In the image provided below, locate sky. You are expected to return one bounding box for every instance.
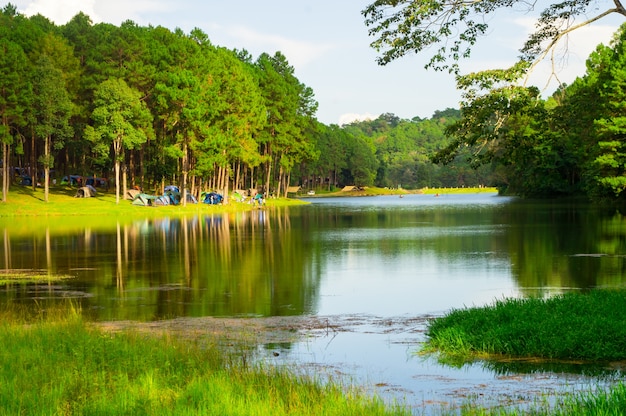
[9,0,623,125]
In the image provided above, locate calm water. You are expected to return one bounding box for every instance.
[2,193,626,413]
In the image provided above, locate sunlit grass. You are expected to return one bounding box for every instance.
[424,290,626,361]
[0,185,306,219]
[420,187,498,194]
[0,309,409,415]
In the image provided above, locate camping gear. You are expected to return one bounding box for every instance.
[165,188,197,205]
[131,193,157,206]
[254,192,264,206]
[154,195,170,206]
[75,185,97,198]
[125,189,141,200]
[201,192,223,205]
[165,189,181,205]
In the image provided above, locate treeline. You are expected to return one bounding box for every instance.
[433,23,626,202]
[329,110,493,190]
[0,3,490,204]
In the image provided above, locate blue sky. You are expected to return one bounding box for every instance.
[11,0,622,125]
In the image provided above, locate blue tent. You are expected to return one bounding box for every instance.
[201,192,223,205]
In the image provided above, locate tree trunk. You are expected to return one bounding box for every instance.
[285,171,291,198]
[264,155,272,197]
[122,166,128,202]
[2,141,8,202]
[44,135,50,203]
[114,159,121,204]
[31,129,36,192]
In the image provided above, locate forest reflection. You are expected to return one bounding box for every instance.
[1,196,626,323]
[0,208,319,321]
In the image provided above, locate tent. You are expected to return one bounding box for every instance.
[164,185,179,193]
[154,195,170,206]
[126,189,141,200]
[75,185,97,198]
[165,190,181,205]
[201,192,223,205]
[131,193,157,206]
[165,189,197,205]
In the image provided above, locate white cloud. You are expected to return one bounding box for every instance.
[21,0,98,24]
[16,0,172,25]
[338,112,379,126]
[222,25,335,69]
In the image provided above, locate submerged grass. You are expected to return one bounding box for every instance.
[455,382,626,415]
[0,307,408,415]
[425,290,626,415]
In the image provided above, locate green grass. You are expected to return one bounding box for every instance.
[420,187,499,195]
[0,185,306,219]
[309,186,498,198]
[0,308,408,416]
[424,289,626,361]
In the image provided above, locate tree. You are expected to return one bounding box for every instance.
[581,25,626,199]
[85,78,152,204]
[31,55,73,202]
[362,0,626,78]
[0,37,29,202]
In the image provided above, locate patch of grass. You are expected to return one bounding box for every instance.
[424,289,626,362]
[0,312,409,415]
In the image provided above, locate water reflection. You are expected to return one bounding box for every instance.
[2,194,626,413]
[0,208,318,320]
[2,195,626,319]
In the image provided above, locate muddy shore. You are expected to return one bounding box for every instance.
[96,314,431,347]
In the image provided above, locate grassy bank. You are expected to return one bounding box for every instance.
[302,186,498,198]
[420,186,498,195]
[0,185,305,218]
[0,309,408,415]
[426,290,626,415]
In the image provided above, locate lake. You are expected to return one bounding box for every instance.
[2,192,625,414]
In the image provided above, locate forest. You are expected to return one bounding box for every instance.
[1,2,625,203]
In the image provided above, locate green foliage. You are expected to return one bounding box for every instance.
[86,77,152,202]
[362,0,626,77]
[13,4,626,201]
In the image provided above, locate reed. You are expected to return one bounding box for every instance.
[0,311,408,415]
